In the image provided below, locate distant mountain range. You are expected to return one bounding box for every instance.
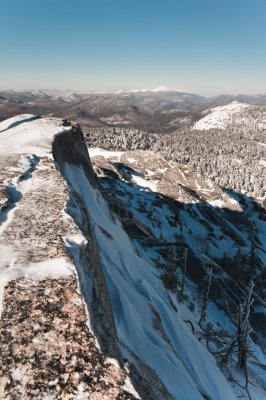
[1,88,266,133]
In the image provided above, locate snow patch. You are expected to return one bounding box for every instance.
[127,157,137,163]
[123,376,141,399]
[88,147,124,159]
[131,174,157,191]
[0,246,73,318]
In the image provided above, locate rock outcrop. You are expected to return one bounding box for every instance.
[0,115,265,400]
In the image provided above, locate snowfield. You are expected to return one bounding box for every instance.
[0,114,69,155]
[192,101,249,130]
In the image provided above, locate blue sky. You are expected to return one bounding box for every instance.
[1,0,266,94]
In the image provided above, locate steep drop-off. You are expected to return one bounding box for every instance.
[0,115,265,399]
[52,125,242,400]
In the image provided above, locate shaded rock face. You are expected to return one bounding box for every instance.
[0,137,138,399]
[52,123,98,188]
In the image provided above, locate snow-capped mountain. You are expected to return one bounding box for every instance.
[192,101,266,132]
[30,90,51,99]
[114,86,179,94]
[192,102,249,130]
[0,115,265,399]
[64,92,83,102]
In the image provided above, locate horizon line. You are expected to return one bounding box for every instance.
[1,86,266,98]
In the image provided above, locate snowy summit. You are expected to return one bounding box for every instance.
[193,101,249,130]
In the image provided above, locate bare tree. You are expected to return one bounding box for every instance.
[199,267,213,329]
[161,245,179,292]
[218,280,254,397]
[237,280,254,371]
[179,248,188,300]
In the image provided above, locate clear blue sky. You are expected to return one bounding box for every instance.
[1,0,266,95]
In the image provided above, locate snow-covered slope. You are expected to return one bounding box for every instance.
[0,114,70,155]
[192,101,249,130]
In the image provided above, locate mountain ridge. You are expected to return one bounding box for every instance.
[0,114,265,399]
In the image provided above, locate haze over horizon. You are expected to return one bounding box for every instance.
[1,0,266,95]
[2,86,266,98]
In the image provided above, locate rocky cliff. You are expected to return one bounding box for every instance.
[0,115,265,400]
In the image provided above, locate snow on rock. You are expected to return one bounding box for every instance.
[88,147,124,159]
[0,249,73,318]
[90,149,242,211]
[192,101,249,130]
[131,174,158,191]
